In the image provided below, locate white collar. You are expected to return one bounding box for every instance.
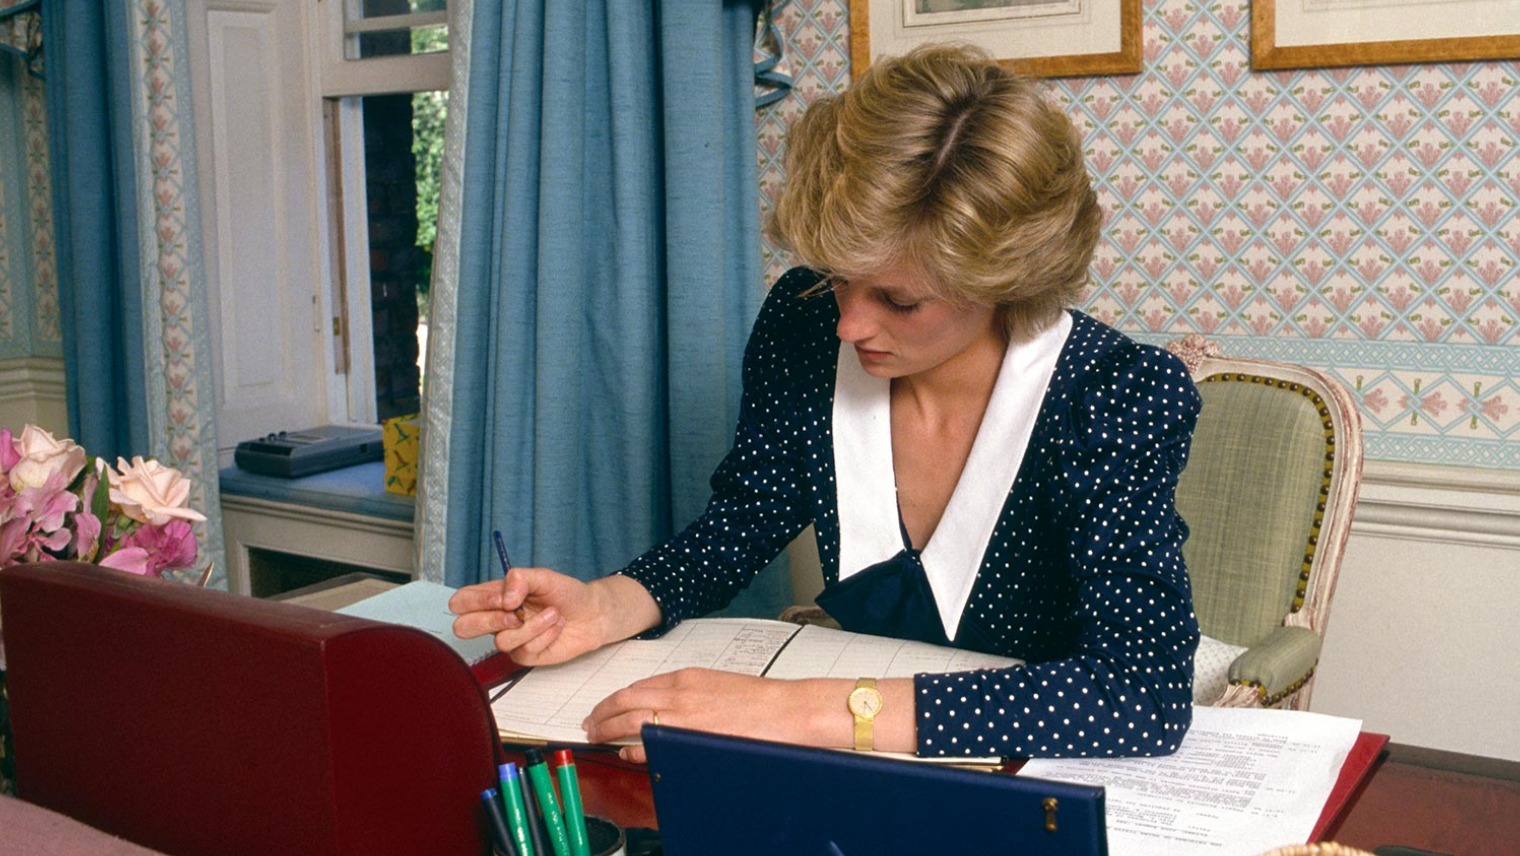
[832,312,1072,641]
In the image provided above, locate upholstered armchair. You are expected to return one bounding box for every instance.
[781,334,1364,712]
[1165,334,1364,710]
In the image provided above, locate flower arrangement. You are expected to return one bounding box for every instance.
[0,425,204,577]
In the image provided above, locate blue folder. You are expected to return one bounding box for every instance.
[643,725,1107,856]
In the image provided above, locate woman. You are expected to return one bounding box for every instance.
[451,44,1200,762]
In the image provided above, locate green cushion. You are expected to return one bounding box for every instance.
[1228,625,1323,702]
[1175,377,1328,647]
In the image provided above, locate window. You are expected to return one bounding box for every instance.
[354,88,447,420]
[318,1,450,422]
[345,0,448,60]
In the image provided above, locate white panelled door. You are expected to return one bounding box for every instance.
[186,0,342,461]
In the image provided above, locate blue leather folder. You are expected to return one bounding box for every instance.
[644,725,1107,856]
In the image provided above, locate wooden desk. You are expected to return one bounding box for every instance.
[523,742,1520,856]
[1330,745,1520,856]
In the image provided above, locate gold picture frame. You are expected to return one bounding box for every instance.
[1252,0,1520,70]
[849,0,1142,80]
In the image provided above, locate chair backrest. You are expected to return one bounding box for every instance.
[1166,336,1364,648]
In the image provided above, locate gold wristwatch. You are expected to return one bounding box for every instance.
[847,677,883,751]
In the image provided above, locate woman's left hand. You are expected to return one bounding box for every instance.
[582,668,836,764]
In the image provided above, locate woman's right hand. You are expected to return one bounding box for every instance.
[448,570,661,666]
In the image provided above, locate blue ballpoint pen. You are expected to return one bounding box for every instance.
[493,530,528,622]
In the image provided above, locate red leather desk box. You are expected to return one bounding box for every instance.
[0,562,502,856]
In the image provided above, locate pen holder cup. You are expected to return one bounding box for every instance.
[493,816,625,856]
[586,816,626,856]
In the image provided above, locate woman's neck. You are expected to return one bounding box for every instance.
[891,327,1008,428]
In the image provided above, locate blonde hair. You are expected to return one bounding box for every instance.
[765,43,1102,340]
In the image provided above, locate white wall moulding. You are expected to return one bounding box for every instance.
[0,357,66,401]
[0,357,68,436]
[1353,460,1520,551]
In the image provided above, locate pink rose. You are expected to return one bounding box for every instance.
[0,428,19,471]
[9,425,87,492]
[107,456,207,527]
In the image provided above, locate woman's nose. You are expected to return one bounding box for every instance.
[834,287,875,343]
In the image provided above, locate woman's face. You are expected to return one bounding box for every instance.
[832,268,1002,381]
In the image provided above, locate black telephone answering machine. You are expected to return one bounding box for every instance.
[233,425,384,479]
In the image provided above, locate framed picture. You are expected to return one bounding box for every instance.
[1252,0,1520,70]
[849,0,1142,79]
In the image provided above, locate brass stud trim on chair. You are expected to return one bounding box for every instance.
[1199,373,1336,614]
[1231,663,1318,707]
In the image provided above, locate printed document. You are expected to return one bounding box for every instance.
[1020,706,1362,856]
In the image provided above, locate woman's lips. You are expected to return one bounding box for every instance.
[854,345,891,362]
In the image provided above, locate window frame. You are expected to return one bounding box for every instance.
[318,0,450,97]
[314,0,451,424]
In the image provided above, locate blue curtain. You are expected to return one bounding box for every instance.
[441,0,782,614]
[41,0,149,461]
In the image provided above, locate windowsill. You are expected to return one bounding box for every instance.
[218,461,416,595]
[219,460,414,522]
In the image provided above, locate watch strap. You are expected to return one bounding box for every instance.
[851,677,879,752]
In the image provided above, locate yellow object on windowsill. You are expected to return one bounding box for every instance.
[382,414,421,496]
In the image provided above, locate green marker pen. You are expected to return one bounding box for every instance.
[498,762,536,856]
[553,749,591,856]
[523,749,572,856]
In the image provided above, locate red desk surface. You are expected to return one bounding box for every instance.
[494,652,1519,855]
[1331,747,1520,856]
[504,730,1390,841]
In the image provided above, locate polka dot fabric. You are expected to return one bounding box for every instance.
[619,267,1202,758]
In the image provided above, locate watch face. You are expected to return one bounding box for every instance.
[849,687,883,718]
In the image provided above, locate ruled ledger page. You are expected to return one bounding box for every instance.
[490,618,800,744]
[488,618,1021,745]
[763,623,1023,679]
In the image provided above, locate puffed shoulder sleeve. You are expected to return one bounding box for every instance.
[613,269,828,631]
[914,342,1202,759]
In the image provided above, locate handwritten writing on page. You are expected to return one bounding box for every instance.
[1019,706,1362,856]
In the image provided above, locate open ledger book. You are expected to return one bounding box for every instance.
[487,617,1371,855]
[488,616,1021,751]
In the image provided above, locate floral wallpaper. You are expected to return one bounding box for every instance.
[0,51,57,360]
[0,1,225,584]
[0,73,13,346]
[124,0,223,584]
[759,0,1520,469]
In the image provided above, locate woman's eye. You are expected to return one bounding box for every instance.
[883,296,921,313]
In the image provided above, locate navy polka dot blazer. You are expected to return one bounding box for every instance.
[619,268,1202,758]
